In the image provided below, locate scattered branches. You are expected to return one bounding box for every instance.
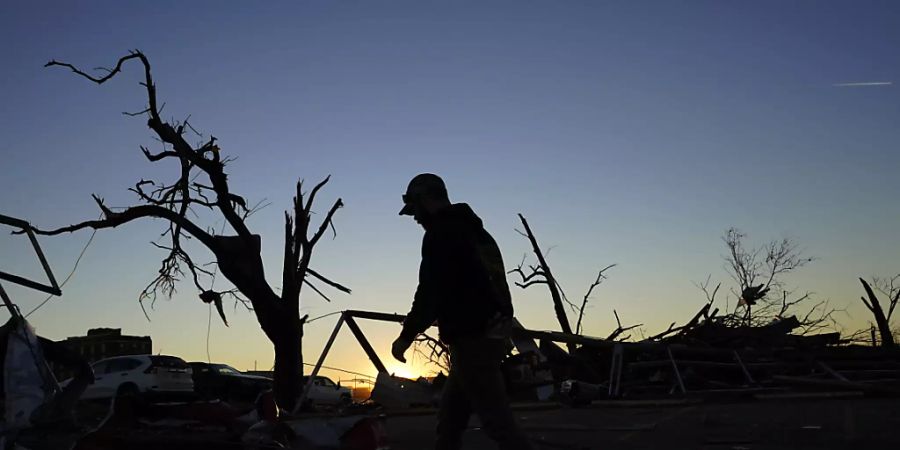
[645,299,713,342]
[606,310,642,341]
[412,333,450,374]
[696,276,721,308]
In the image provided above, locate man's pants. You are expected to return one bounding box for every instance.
[435,338,534,450]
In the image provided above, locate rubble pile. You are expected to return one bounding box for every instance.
[514,314,900,405]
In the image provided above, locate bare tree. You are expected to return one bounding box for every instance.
[720,228,825,328]
[25,51,348,411]
[859,275,899,347]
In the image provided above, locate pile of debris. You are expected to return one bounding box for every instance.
[302,309,899,411]
[512,312,900,405]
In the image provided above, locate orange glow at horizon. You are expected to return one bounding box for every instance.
[386,363,423,380]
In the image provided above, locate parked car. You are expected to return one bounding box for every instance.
[74,355,194,401]
[189,362,272,402]
[302,375,352,406]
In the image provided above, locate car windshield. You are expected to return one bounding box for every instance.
[150,355,188,369]
[213,364,240,375]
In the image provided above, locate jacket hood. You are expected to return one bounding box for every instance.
[436,203,484,230]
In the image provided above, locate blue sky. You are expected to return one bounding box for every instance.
[1,1,898,379]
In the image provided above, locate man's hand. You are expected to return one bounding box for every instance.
[391,336,412,363]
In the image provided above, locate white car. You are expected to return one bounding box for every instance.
[77,355,194,400]
[302,375,352,406]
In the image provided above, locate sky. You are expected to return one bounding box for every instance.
[1,1,898,381]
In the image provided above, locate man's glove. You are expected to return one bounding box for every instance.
[391,336,413,363]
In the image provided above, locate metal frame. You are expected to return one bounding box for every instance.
[294,310,406,413]
[0,214,62,298]
[299,309,776,409]
[296,309,900,406]
[608,343,624,397]
[0,214,63,320]
[0,214,65,403]
[295,309,685,410]
[667,346,687,394]
[733,349,757,385]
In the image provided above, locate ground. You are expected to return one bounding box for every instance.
[385,396,900,450]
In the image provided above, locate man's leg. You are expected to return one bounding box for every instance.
[435,369,472,450]
[454,339,534,450]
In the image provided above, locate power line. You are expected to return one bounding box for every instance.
[25,227,97,318]
[306,310,342,324]
[302,362,375,380]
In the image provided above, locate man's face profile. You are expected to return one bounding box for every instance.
[403,191,432,228]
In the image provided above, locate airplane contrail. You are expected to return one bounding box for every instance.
[832,81,893,87]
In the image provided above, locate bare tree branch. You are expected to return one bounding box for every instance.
[305,175,331,214]
[606,310,642,341]
[413,333,450,374]
[507,265,545,284]
[575,264,616,335]
[307,268,351,294]
[515,279,549,289]
[309,198,344,248]
[302,279,333,303]
[514,213,573,337]
[24,195,216,248]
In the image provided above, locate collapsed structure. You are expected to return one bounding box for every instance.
[314,309,900,409]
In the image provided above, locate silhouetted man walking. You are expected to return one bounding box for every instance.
[391,173,534,450]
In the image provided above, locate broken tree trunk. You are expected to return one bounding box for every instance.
[860,278,895,347]
[272,321,303,411]
[207,232,314,412]
[517,214,573,337]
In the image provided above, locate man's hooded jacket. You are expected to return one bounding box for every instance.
[400,203,514,344]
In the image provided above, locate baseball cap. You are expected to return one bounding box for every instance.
[399,173,447,215]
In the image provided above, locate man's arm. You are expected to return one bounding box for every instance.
[393,231,446,362]
[399,234,440,341]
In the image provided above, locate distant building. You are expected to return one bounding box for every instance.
[63,328,152,362]
[51,328,151,379]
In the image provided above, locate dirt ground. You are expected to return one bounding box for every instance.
[385,396,900,450]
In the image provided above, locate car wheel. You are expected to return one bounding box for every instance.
[225,381,245,402]
[199,386,215,400]
[114,383,144,413]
